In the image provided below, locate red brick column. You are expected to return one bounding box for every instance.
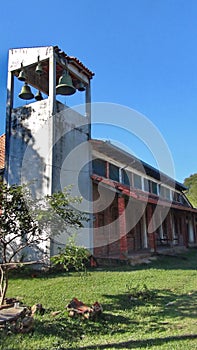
[166,212,173,246]
[182,213,188,247]
[147,205,156,252]
[118,195,128,258]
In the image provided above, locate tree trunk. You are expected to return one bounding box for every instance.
[0,265,8,306]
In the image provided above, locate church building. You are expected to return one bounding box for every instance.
[4,46,197,262]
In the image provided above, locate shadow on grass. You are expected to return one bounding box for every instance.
[71,334,197,349]
[1,288,196,349]
[4,249,196,349]
[0,313,129,348]
[16,289,195,347]
[31,311,132,344]
[102,289,197,321]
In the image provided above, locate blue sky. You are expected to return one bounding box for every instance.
[0,0,196,183]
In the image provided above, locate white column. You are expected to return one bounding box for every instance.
[142,213,148,248]
[5,70,14,184]
[188,218,194,243]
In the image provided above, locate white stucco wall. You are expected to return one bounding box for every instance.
[7,99,93,258]
[8,99,53,196]
[50,102,93,255]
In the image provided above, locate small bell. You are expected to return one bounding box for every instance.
[35,90,43,101]
[35,62,43,75]
[76,81,86,92]
[18,70,26,82]
[56,70,76,95]
[18,83,34,100]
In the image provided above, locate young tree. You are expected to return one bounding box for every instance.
[0,183,87,305]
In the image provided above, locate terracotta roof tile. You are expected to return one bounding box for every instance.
[54,46,95,78]
[0,134,5,170]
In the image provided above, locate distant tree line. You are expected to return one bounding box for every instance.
[184,173,197,208]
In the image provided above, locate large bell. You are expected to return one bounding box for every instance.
[35,62,43,75]
[18,70,26,81]
[56,71,76,95]
[18,83,34,100]
[35,90,43,101]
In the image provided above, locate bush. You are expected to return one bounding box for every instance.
[50,238,90,273]
[126,283,155,301]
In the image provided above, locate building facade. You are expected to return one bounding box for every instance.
[91,139,197,259]
[4,46,197,261]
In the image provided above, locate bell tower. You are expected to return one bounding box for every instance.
[5,46,95,253]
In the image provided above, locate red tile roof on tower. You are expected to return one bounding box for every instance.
[54,46,95,78]
[0,134,5,170]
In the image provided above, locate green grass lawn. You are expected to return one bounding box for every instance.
[0,249,197,350]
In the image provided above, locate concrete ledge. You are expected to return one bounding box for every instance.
[0,306,25,325]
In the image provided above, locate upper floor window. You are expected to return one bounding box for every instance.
[165,188,171,200]
[144,178,150,192]
[160,185,171,200]
[144,178,158,195]
[173,191,180,202]
[133,173,142,189]
[179,195,188,205]
[109,163,119,182]
[173,191,188,205]
[121,168,131,186]
[92,159,106,177]
[151,181,158,195]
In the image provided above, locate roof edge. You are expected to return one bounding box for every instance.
[90,139,186,191]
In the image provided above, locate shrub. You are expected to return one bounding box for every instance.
[126,283,155,301]
[50,237,90,273]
